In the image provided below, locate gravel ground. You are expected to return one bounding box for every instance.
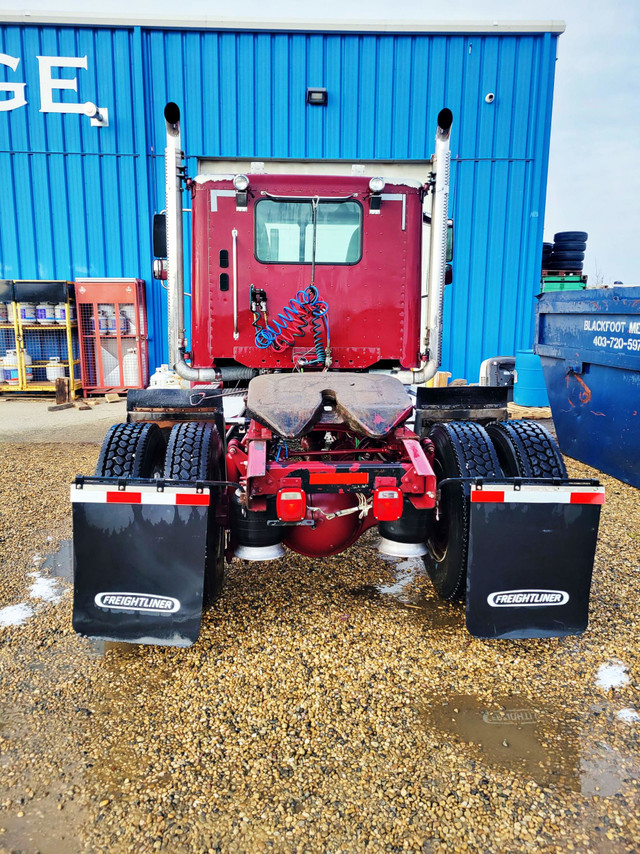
[1,432,639,853]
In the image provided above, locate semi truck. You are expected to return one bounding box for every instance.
[71,104,604,647]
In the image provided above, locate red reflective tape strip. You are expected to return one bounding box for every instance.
[176,493,210,506]
[570,491,605,505]
[309,472,369,485]
[471,490,505,503]
[106,491,141,504]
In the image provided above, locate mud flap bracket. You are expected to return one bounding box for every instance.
[465,482,604,639]
[71,481,210,647]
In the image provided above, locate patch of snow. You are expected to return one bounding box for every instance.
[28,572,63,603]
[596,661,630,691]
[394,557,423,574]
[32,553,41,565]
[616,708,640,724]
[0,603,34,627]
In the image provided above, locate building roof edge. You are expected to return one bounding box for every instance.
[0,13,566,35]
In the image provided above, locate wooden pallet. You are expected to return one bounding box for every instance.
[507,401,552,420]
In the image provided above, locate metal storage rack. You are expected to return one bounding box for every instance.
[75,278,149,395]
[1,280,81,397]
[0,280,17,386]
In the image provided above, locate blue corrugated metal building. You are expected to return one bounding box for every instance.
[0,15,563,380]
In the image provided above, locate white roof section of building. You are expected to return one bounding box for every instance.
[0,13,566,34]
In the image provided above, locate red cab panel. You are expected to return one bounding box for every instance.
[191,174,424,371]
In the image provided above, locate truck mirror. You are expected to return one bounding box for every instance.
[445,263,453,285]
[446,219,454,263]
[153,213,167,258]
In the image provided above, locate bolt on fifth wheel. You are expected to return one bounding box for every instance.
[71,104,604,647]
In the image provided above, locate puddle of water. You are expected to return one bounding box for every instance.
[0,792,87,854]
[87,639,149,658]
[351,556,462,629]
[0,602,34,627]
[377,556,424,598]
[420,693,638,796]
[42,538,74,581]
[580,745,628,797]
[421,693,580,790]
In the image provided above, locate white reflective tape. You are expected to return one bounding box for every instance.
[70,485,210,505]
[140,493,180,506]
[471,485,605,504]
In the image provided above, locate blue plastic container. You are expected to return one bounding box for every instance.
[535,287,640,487]
[514,349,550,407]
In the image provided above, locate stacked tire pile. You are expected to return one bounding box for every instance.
[542,230,588,273]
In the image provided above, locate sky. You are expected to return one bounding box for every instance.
[5,0,640,284]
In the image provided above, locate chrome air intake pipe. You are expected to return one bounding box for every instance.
[164,102,219,383]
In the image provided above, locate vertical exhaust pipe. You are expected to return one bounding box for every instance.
[164,102,218,382]
[397,108,452,386]
[164,102,185,372]
[420,108,453,383]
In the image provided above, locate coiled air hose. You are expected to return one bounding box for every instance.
[252,285,329,365]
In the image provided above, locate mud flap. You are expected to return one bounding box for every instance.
[71,482,210,647]
[465,483,604,639]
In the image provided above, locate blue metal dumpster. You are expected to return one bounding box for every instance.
[535,287,640,488]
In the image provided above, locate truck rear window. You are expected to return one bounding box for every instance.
[255,199,362,265]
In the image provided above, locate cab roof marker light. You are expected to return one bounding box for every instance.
[233,174,250,191]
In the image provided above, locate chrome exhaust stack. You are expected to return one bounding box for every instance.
[164,102,185,374]
[164,102,218,383]
[418,107,453,384]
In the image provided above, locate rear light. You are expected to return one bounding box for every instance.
[276,488,307,522]
[373,487,403,521]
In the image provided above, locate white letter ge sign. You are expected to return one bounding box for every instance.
[0,53,106,121]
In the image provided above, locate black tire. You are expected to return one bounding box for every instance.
[95,422,166,478]
[546,260,583,271]
[553,230,588,242]
[549,251,585,264]
[552,241,586,252]
[164,422,225,602]
[425,421,502,601]
[485,420,567,479]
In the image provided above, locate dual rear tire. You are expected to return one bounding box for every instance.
[95,421,226,602]
[424,420,565,601]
